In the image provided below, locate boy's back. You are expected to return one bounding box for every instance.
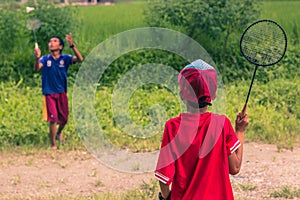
[155,112,240,200]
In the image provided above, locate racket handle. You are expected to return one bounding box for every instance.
[35,42,39,49]
[240,103,247,119]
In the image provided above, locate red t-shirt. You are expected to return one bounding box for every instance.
[155,112,240,200]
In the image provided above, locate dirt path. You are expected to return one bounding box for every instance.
[232,143,300,199]
[0,143,299,199]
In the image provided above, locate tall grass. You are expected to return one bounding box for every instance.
[261,1,300,46]
[75,1,300,48]
[76,2,146,55]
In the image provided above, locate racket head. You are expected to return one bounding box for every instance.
[240,19,287,67]
[26,18,41,31]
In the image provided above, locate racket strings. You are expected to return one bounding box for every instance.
[240,21,287,66]
[26,18,41,31]
[242,43,284,65]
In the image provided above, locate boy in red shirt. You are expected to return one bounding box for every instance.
[155,59,249,200]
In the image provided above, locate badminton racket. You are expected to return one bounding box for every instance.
[240,19,287,116]
[26,18,41,49]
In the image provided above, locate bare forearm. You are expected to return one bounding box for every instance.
[229,111,248,175]
[66,33,83,62]
[34,58,41,72]
[159,181,170,199]
[72,46,83,63]
[235,131,244,167]
[34,48,42,71]
[229,131,244,175]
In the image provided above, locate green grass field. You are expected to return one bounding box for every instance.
[76,1,300,47]
[77,2,146,52]
[261,1,300,46]
[261,1,300,27]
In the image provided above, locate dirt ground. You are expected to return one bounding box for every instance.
[0,142,299,200]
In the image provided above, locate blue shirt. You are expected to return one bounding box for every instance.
[40,54,73,95]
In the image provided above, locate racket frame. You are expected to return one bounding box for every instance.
[239,19,287,116]
[240,19,287,67]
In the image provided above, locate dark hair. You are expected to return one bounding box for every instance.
[187,96,212,108]
[50,36,64,52]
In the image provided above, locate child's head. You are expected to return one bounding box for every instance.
[178,59,217,108]
[49,36,64,53]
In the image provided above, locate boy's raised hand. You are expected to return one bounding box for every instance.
[34,48,41,59]
[66,32,74,46]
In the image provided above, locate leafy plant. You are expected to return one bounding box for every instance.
[144,0,260,83]
[237,183,257,191]
[226,77,300,150]
[26,0,81,51]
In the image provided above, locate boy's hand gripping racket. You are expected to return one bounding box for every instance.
[240,19,287,117]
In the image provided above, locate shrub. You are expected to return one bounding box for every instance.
[144,0,260,83]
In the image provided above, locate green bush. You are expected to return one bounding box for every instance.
[0,82,47,148]
[0,81,83,150]
[99,49,188,88]
[144,0,260,83]
[26,0,81,50]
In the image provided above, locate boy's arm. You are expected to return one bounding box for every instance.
[159,181,171,199]
[66,32,83,63]
[228,113,248,175]
[71,46,83,63]
[34,48,43,72]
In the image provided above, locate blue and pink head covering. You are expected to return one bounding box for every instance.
[178,59,218,108]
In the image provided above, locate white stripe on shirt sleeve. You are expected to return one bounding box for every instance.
[230,140,241,154]
[154,171,170,184]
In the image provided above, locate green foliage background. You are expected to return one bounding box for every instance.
[0,1,299,151]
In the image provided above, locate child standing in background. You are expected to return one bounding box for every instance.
[34,33,83,149]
